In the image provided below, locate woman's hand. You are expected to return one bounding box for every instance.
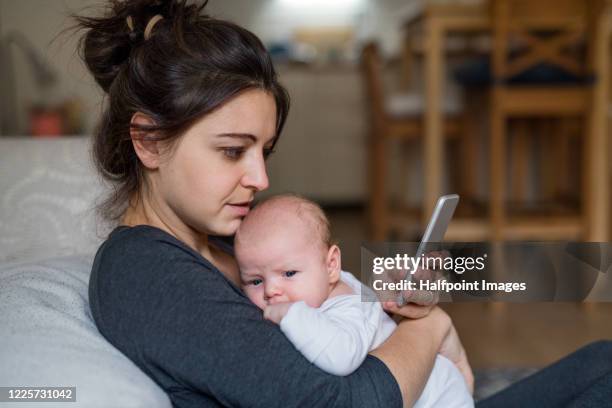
[370,306,453,407]
[439,322,474,395]
[382,300,436,319]
[381,250,448,319]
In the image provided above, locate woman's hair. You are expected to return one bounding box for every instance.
[74,0,290,223]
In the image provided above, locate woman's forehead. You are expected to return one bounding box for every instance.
[188,89,277,142]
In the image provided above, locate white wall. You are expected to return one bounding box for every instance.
[207,0,422,55]
[0,0,425,134]
[0,0,432,202]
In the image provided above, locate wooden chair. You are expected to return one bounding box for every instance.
[487,0,603,241]
[361,42,472,240]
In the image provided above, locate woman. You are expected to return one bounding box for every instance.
[80,1,467,407]
[79,1,611,407]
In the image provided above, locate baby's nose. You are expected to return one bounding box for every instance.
[264,282,282,299]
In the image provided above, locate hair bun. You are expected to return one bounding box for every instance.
[75,0,206,93]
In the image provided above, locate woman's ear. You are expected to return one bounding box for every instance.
[130,112,161,170]
[326,244,342,284]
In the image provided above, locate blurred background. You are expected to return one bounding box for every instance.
[1,0,611,393]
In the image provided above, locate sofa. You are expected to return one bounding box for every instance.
[0,137,172,408]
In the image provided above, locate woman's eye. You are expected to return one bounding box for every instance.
[222,147,245,160]
[263,148,275,160]
[284,270,297,277]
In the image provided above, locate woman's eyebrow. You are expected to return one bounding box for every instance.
[216,133,257,142]
[217,132,277,146]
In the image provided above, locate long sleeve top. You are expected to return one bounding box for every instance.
[280,271,396,376]
[89,225,403,408]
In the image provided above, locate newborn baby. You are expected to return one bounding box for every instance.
[235,195,473,407]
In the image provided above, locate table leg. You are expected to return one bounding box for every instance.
[424,18,444,220]
[586,10,610,241]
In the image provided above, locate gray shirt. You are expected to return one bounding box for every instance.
[89,225,403,407]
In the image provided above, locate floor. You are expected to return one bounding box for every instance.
[326,207,612,369]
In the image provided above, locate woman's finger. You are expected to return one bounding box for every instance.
[406,250,449,305]
[382,300,434,319]
[401,289,440,306]
[413,250,449,281]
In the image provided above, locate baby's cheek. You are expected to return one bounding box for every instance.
[243,286,266,310]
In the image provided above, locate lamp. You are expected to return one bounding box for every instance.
[0,31,59,135]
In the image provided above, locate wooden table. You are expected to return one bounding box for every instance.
[405,1,610,241]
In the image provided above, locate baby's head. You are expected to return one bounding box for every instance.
[235,194,341,310]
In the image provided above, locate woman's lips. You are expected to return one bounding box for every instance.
[226,202,251,216]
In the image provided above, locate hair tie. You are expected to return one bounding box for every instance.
[144,15,164,40]
[126,16,134,32]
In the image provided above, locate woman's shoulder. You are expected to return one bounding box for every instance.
[89,224,247,338]
[89,225,230,308]
[99,225,233,260]
[94,225,213,270]
[92,224,229,289]
[101,224,196,253]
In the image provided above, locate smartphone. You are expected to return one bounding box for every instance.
[396,194,459,305]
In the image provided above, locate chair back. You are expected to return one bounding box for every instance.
[491,0,603,81]
[361,42,387,129]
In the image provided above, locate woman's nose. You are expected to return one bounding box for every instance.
[242,154,269,192]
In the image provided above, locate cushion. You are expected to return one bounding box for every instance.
[0,255,172,408]
[0,137,109,264]
[0,137,171,407]
[386,91,462,117]
[454,58,595,87]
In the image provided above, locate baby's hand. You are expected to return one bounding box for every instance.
[263,302,293,324]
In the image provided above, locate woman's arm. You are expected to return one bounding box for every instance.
[92,237,403,407]
[379,252,475,396]
[370,307,451,407]
[92,230,461,407]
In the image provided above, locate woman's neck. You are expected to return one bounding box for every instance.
[122,193,212,259]
[121,191,241,285]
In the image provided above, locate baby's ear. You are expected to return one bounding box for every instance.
[326,244,342,284]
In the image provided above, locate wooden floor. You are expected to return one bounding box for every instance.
[442,302,612,369]
[327,207,612,369]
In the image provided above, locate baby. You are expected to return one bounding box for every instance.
[235,195,473,408]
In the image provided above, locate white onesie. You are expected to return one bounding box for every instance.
[280,271,474,408]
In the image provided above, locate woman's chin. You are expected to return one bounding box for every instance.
[211,218,242,236]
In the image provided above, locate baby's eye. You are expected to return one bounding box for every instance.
[222,147,245,160]
[249,278,263,286]
[284,270,297,277]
